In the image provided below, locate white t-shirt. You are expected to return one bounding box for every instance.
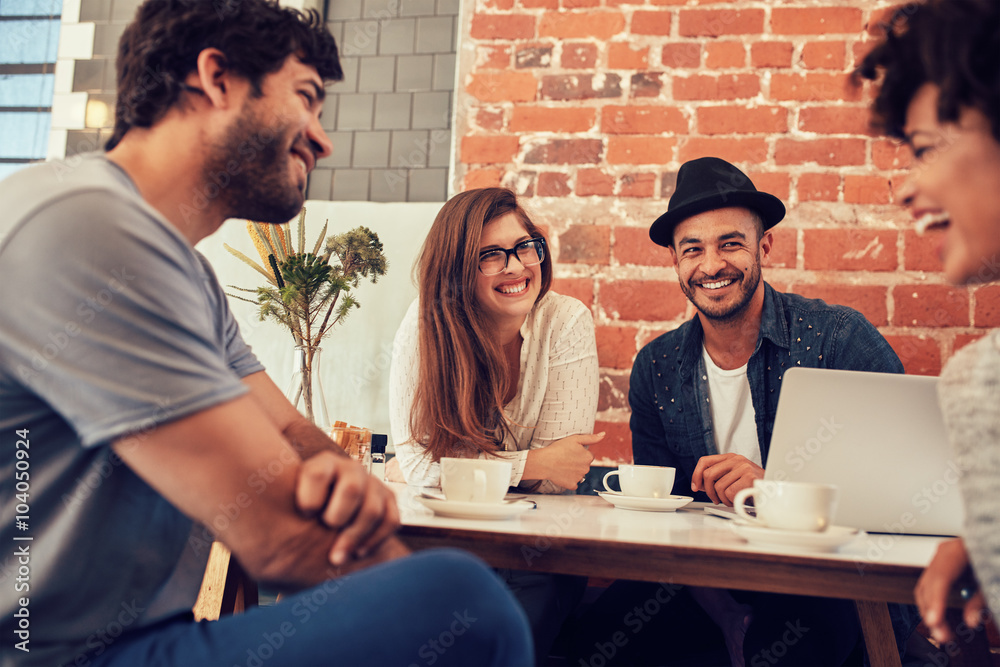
[702,345,762,466]
[389,291,599,492]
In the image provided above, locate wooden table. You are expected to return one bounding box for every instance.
[393,485,989,667]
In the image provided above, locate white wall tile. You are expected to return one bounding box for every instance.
[57,23,95,60]
[47,130,68,160]
[61,0,82,23]
[53,60,76,95]
[51,92,88,130]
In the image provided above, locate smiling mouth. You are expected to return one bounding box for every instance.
[697,278,735,290]
[915,212,951,235]
[292,154,308,177]
[497,279,528,295]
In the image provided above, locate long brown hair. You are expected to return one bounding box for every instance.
[410,188,553,460]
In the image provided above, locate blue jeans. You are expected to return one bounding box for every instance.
[88,549,534,667]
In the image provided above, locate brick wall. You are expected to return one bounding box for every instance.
[451,0,1000,465]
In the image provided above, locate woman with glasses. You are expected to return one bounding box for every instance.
[389,187,601,662]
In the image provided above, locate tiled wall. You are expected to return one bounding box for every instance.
[50,0,457,204]
[314,0,459,202]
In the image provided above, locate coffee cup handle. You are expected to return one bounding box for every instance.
[472,469,487,502]
[602,470,620,493]
[733,488,761,525]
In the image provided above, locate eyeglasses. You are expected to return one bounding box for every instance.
[478,238,546,276]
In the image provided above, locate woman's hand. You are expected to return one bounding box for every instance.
[915,538,986,643]
[523,432,603,489]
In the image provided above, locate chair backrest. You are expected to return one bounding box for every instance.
[193,541,258,621]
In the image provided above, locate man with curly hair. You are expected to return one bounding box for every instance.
[0,1,532,666]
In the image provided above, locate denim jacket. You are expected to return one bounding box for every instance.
[629,282,904,497]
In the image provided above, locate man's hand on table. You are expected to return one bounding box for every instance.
[915,537,985,643]
[692,453,764,507]
[523,432,602,489]
[295,451,405,567]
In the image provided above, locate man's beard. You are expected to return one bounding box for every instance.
[202,101,305,224]
[680,254,762,322]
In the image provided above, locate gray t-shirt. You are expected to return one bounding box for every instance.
[0,154,264,667]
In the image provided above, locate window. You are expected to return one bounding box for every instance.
[0,0,62,181]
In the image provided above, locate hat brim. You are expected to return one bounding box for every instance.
[649,191,786,247]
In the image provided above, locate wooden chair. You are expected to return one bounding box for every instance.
[192,542,258,621]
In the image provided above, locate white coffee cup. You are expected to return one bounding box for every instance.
[602,464,676,498]
[440,458,512,503]
[733,480,839,531]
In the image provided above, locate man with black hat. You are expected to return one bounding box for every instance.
[570,157,912,666]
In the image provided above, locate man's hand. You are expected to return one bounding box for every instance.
[523,433,603,489]
[692,453,764,506]
[295,451,401,566]
[915,538,986,643]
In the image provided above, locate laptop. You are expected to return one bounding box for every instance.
[763,367,964,536]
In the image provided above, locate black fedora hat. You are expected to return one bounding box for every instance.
[649,157,785,247]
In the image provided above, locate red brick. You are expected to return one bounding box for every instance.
[770,73,862,102]
[470,13,536,39]
[765,226,797,269]
[614,226,673,267]
[609,42,648,69]
[475,108,504,132]
[751,41,793,68]
[460,135,520,164]
[705,42,745,68]
[771,7,863,35]
[551,277,594,308]
[975,285,1000,327]
[562,42,598,69]
[559,225,611,264]
[798,106,873,135]
[576,168,614,196]
[481,0,515,10]
[662,43,702,68]
[607,136,677,165]
[792,284,889,326]
[801,41,846,70]
[463,168,503,190]
[537,172,572,197]
[844,174,891,205]
[678,9,765,36]
[872,138,912,170]
[539,11,626,39]
[563,0,600,8]
[598,373,631,412]
[798,172,840,202]
[774,138,866,166]
[521,0,557,8]
[885,335,941,376]
[677,137,767,164]
[903,229,943,272]
[602,105,688,134]
[630,73,663,98]
[803,229,898,271]
[524,138,604,164]
[892,285,970,327]
[698,105,787,134]
[510,106,595,132]
[541,73,623,100]
[601,279,688,321]
[631,11,672,36]
[591,420,632,465]
[477,45,512,69]
[747,171,790,201]
[619,172,656,197]
[954,333,987,353]
[673,74,759,100]
[511,171,535,196]
[865,6,905,37]
[515,44,554,69]
[597,326,639,369]
[467,71,538,102]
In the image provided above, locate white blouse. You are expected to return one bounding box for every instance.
[389,291,599,493]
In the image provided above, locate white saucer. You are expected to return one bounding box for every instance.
[730,523,863,553]
[416,496,534,520]
[598,491,693,512]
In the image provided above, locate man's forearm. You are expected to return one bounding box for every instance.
[283,418,349,459]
